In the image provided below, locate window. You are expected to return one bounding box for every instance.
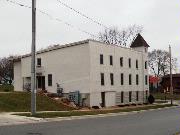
[145,61,147,69]
[110,55,113,65]
[129,91,132,102]
[146,90,148,100]
[136,60,138,69]
[101,73,105,86]
[37,58,41,67]
[121,91,124,103]
[145,75,148,85]
[128,58,131,68]
[136,74,139,85]
[121,73,124,85]
[145,48,147,53]
[129,74,132,85]
[110,73,114,85]
[136,91,139,101]
[100,54,103,65]
[48,74,52,86]
[120,57,123,67]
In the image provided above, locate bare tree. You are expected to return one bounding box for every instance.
[99,24,143,46]
[148,49,177,77]
[0,56,14,84]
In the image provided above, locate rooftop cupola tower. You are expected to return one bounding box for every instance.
[130,34,150,53]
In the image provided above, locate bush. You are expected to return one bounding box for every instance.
[148,94,155,104]
[0,85,14,92]
[92,106,100,109]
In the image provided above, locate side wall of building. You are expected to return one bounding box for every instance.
[18,43,91,95]
[89,41,149,107]
[14,61,23,91]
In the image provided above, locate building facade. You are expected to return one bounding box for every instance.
[14,34,150,107]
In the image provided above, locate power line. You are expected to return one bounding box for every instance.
[4,0,98,39]
[56,0,109,30]
[5,0,31,8]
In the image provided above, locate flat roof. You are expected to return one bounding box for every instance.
[13,38,144,62]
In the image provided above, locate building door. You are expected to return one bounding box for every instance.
[101,92,105,107]
[37,76,45,90]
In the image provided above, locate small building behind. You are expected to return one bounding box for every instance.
[160,74,180,94]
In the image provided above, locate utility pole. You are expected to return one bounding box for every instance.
[31,0,36,115]
[169,45,173,105]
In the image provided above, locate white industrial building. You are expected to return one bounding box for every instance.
[13,34,150,107]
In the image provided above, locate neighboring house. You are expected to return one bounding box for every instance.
[160,74,180,94]
[13,34,150,107]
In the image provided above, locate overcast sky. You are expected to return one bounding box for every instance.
[0,0,180,70]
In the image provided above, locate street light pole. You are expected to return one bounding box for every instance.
[31,0,36,115]
[169,45,173,105]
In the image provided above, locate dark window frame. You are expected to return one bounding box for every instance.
[145,61,147,69]
[145,48,147,53]
[129,74,132,85]
[37,58,41,67]
[129,91,132,102]
[145,75,148,85]
[110,55,113,66]
[48,74,52,86]
[129,58,131,68]
[110,73,114,85]
[146,90,148,100]
[101,73,105,86]
[100,54,104,65]
[136,60,138,69]
[121,91,124,103]
[120,57,123,67]
[121,73,124,85]
[136,91,139,101]
[136,74,139,85]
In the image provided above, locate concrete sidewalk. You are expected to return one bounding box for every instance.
[0,103,179,127]
[0,113,43,126]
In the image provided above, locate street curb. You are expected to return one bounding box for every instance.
[41,105,180,122]
[2,105,178,126]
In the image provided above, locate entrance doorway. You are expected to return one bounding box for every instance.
[37,76,45,90]
[101,92,105,107]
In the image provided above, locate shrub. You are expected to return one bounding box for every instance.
[0,85,14,92]
[92,106,100,109]
[148,94,155,104]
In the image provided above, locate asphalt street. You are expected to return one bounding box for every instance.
[0,107,180,135]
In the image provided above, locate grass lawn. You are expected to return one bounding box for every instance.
[0,85,14,92]
[152,92,180,100]
[0,92,74,112]
[15,104,175,118]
